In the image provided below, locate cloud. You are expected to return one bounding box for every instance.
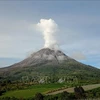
[69,51,86,60]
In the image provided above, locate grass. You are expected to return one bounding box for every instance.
[1,83,100,98]
[0,83,66,98]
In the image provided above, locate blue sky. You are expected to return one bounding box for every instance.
[0,1,100,68]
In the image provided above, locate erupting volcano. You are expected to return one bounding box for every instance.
[0,19,100,81]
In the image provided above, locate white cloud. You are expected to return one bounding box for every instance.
[70,51,86,60]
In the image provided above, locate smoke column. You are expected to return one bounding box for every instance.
[37,19,59,50]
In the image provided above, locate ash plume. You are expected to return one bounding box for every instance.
[37,19,59,50]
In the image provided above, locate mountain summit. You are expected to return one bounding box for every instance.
[10,48,74,68]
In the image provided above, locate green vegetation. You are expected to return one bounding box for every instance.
[0,86,100,100]
[0,60,100,82]
[0,83,100,99]
[0,83,67,98]
[86,87,100,98]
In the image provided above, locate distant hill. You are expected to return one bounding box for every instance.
[0,48,100,82]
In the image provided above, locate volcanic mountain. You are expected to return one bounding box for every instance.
[10,48,74,68]
[0,48,100,81]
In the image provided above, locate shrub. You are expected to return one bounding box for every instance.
[34,93,44,100]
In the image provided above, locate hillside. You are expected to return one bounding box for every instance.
[0,48,100,82]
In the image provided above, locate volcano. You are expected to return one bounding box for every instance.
[0,48,100,82]
[10,48,75,68]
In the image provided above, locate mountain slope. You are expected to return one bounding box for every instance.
[0,48,100,82]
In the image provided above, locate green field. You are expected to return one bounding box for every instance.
[1,83,100,98]
[0,83,66,98]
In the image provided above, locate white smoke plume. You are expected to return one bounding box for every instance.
[37,19,59,50]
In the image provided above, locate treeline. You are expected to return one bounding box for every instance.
[0,75,79,84]
[0,87,100,100]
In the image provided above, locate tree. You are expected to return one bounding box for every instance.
[34,93,44,100]
[74,86,86,99]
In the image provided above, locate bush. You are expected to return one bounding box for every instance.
[74,86,86,99]
[58,91,69,100]
[34,93,44,100]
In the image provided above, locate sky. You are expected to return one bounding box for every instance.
[0,1,100,68]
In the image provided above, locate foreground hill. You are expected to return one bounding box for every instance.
[0,48,100,82]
